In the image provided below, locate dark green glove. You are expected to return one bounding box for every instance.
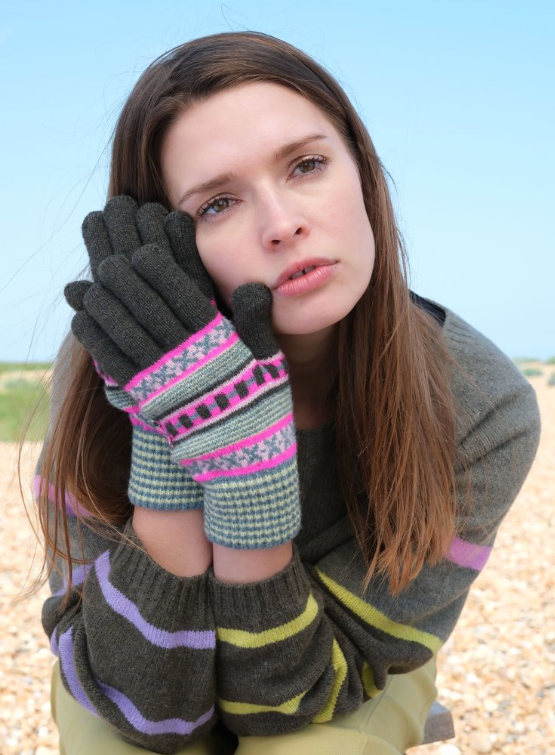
[65,196,204,511]
[66,204,301,550]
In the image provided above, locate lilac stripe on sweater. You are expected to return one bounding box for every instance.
[53,562,93,597]
[447,537,492,570]
[95,551,216,650]
[50,629,59,657]
[58,626,214,737]
[58,627,98,716]
[34,475,91,518]
[96,681,215,736]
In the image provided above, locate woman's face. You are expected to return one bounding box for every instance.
[161,82,375,340]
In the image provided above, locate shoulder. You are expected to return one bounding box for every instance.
[414,293,529,392]
[415,294,536,404]
[442,302,536,411]
[418,296,541,466]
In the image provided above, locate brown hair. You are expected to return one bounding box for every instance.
[37,31,457,595]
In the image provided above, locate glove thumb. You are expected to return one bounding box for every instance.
[64,280,93,312]
[231,283,280,359]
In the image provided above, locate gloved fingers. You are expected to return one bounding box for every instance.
[83,284,163,367]
[81,211,113,280]
[102,195,143,259]
[132,243,216,332]
[164,212,214,300]
[97,255,190,350]
[231,283,280,359]
[64,280,93,312]
[136,202,172,251]
[70,311,139,386]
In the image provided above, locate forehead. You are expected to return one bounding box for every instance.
[162,81,341,157]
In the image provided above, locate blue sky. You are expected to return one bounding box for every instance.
[1,0,554,362]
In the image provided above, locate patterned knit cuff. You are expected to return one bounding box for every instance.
[202,457,301,549]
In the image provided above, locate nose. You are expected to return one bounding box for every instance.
[258,190,308,251]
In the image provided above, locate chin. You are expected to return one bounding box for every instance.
[272,310,347,338]
[272,297,358,336]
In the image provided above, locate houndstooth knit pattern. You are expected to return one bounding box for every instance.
[122,311,300,549]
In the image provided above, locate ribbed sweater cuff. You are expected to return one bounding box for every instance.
[208,544,310,625]
[112,521,213,614]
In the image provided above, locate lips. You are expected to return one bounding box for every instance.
[273,258,336,289]
[289,265,316,280]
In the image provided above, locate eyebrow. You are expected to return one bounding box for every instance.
[177,133,328,206]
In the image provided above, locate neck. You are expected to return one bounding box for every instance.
[277,326,336,429]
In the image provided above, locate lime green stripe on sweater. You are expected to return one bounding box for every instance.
[217,593,319,648]
[361,662,382,698]
[218,689,306,716]
[315,568,442,654]
[218,638,348,721]
[311,638,348,722]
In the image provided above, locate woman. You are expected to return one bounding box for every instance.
[36,31,541,755]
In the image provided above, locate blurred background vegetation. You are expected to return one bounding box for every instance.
[0,363,51,442]
[0,356,554,443]
[513,356,555,382]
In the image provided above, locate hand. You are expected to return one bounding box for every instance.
[65,215,300,549]
[65,196,204,511]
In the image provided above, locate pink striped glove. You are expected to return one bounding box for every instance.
[65,196,204,512]
[68,214,301,550]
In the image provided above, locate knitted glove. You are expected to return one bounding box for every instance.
[65,195,203,511]
[66,230,301,550]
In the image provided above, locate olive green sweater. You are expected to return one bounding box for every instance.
[39,301,541,754]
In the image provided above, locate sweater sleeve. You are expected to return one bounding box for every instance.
[207,307,541,737]
[38,336,217,754]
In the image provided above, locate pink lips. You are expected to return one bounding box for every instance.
[273,258,337,297]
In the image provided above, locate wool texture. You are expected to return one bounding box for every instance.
[38,302,541,753]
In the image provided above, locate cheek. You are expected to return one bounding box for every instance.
[363,223,376,268]
[360,228,376,293]
[349,190,375,271]
[195,238,242,306]
[330,190,375,271]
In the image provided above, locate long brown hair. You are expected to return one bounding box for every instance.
[37,31,457,595]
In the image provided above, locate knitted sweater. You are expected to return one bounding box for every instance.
[38,300,541,754]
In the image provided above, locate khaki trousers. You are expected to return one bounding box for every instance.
[51,656,437,754]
